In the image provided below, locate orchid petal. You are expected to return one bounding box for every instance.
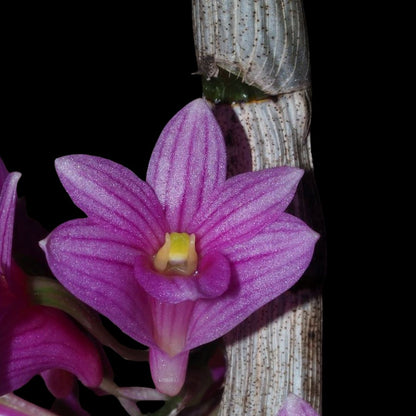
[277,393,319,416]
[0,171,21,287]
[55,154,167,254]
[186,214,319,349]
[41,369,75,399]
[149,348,189,396]
[193,167,304,253]
[0,305,103,395]
[0,158,9,187]
[146,99,227,231]
[134,251,230,303]
[40,219,155,348]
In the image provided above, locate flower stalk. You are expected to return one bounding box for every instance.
[0,394,59,416]
[99,377,168,416]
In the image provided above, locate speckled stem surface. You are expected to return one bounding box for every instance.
[192,0,310,95]
[192,1,325,414]
[211,94,325,415]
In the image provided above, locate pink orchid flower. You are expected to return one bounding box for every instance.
[0,158,103,397]
[277,393,319,416]
[41,98,319,395]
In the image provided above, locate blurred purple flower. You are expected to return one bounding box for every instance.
[41,99,318,395]
[277,393,319,416]
[0,158,103,397]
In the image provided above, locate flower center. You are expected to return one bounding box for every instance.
[153,232,198,276]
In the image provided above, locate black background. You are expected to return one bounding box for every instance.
[1,1,356,414]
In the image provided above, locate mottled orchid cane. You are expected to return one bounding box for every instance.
[192,0,325,414]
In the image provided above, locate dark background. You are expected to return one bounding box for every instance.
[2,1,355,414]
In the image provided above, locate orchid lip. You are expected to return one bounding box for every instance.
[153,232,198,276]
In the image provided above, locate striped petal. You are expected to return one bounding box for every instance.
[0,158,8,187]
[40,219,155,348]
[55,154,167,254]
[0,305,103,395]
[186,214,319,349]
[146,99,227,231]
[192,167,304,253]
[0,171,21,288]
